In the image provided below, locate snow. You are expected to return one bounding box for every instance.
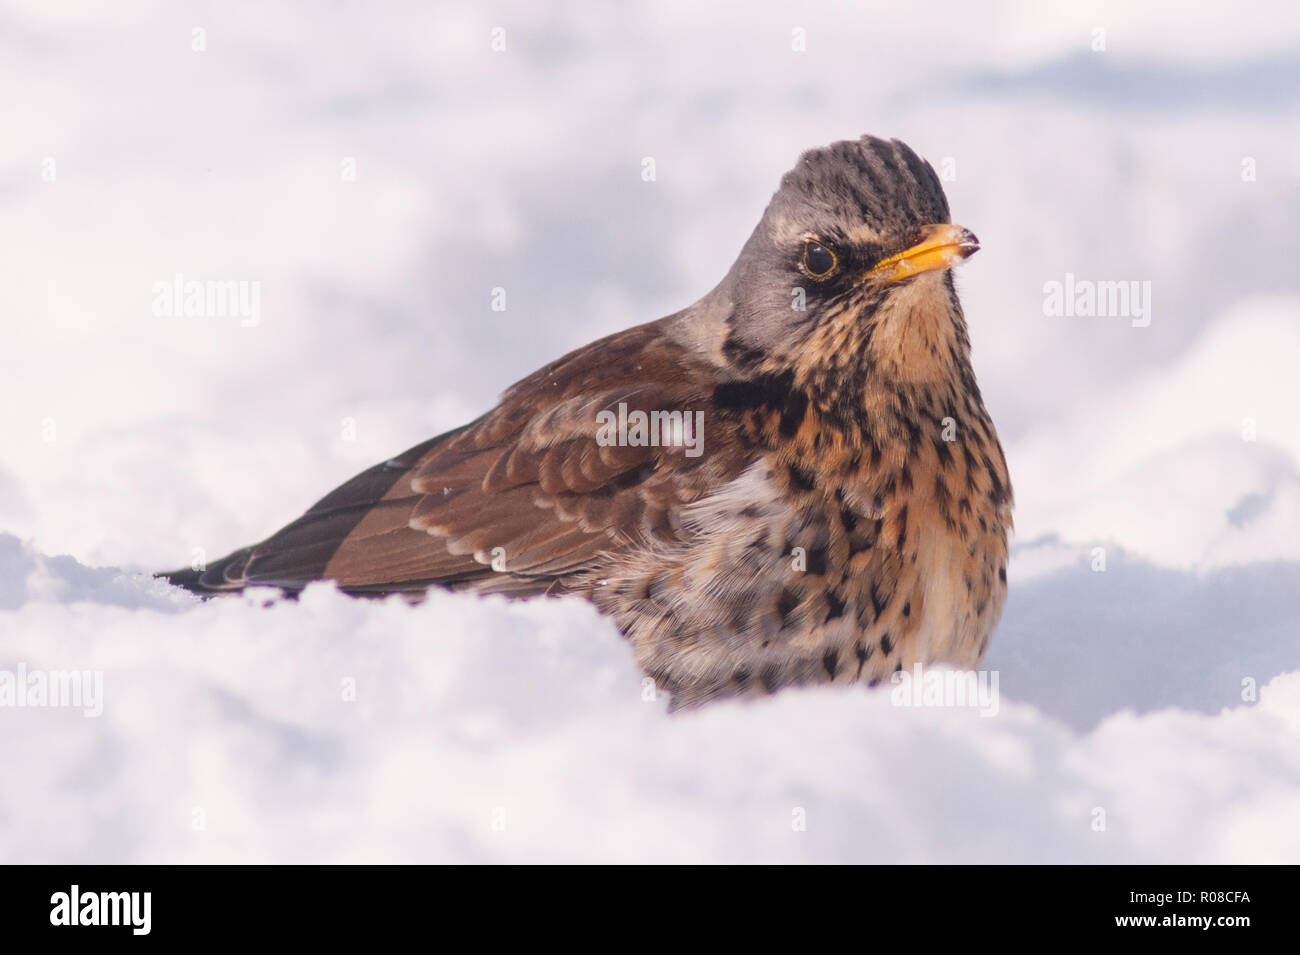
[1,0,1298,862]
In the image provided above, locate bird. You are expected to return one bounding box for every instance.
[163,134,1013,709]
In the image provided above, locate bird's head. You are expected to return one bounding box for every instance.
[718,135,979,383]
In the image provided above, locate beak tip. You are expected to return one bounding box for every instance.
[867,224,981,282]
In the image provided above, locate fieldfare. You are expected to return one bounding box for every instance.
[164,135,1013,708]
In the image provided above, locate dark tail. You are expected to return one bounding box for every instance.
[156,432,452,598]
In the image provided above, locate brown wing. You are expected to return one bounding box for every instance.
[162,320,742,597]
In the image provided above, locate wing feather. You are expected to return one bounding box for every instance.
[161,320,746,598]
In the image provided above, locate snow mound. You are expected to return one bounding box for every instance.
[0,541,1296,863]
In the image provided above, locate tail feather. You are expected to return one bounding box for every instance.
[158,546,258,596]
[157,432,474,598]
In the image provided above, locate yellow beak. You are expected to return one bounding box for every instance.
[867,224,980,283]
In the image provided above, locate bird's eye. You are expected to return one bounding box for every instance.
[803,241,837,278]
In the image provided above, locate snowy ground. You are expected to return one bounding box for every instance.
[1,1,1298,862]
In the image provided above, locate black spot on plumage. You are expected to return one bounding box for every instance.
[998,564,1006,582]
[981,450,1006,501]
[711,372,808,443]
[906,418,922,453]
[848,535,874,558]
[962,440,980,480]
[870,581,889,618]
[822,649,839,680]
[824,590,846,622]
[840,504,858,533]
[777,587,800,621]
[788,463,816,492]
[779,390,809,438]
[881,632,894,655]
[934,435,954,468]
[711,378,770,412]
[720,335,768,371]
[854,640,872,677]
